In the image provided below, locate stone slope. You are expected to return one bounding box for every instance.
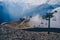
[0,25,60,40]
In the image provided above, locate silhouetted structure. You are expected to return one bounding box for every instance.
[42,11,57,34]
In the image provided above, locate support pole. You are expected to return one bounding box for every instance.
[48,17,50,34]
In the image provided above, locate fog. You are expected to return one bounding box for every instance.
[0,0,60,28]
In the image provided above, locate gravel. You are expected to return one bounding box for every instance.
[0,25,60,40]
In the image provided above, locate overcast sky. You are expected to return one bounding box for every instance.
[1,0,60,28]
[3,0,47,5]
[1,0,60,5]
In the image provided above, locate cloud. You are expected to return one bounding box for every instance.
[3,0,48,21]
[2,0,60,28]
[50,7,60,28]
[28,14,48,28]
[24,0,47,5]
[28,7,60,28]
[28,14,41,27]
[3,0,47,5]
[48,0,60,5]
[0,0,3,1]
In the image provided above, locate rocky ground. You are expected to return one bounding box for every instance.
[0,25,60,40]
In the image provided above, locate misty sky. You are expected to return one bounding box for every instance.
[3,0,47,5]
[0,0,60,28]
